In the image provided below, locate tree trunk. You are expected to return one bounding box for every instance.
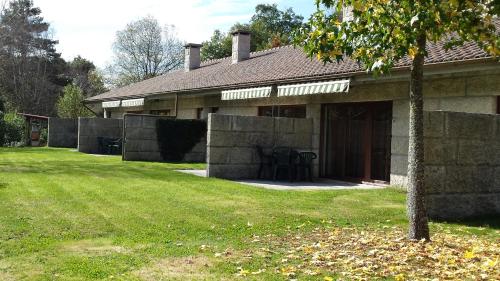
[407,33,430,241]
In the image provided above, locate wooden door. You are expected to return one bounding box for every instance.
[321,102,392,182]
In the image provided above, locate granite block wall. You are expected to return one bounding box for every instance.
[207,114,314,179]
[78,118,123,154]
[122,114,206,162]
[423,111,500,219]
[410,111,500,219]
[391,109,500,219]
[47,118,78,148]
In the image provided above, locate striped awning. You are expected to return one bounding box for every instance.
[221,86,272,101]
[121,98,144,107]
[102,100,121,108]
[277,79,350,97]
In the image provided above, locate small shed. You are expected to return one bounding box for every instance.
[17,113,49,147]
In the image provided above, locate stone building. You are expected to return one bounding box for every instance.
[85,30,500,186]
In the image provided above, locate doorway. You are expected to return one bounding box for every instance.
[321,101,392,183]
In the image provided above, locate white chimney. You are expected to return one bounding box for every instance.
[184,43,202,72]
[231,30,251,64]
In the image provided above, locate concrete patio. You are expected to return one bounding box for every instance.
[176,169,385,190]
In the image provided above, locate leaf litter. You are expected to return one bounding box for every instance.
[225,225,499,280]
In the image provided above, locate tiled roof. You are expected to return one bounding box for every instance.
[87,40,495,102]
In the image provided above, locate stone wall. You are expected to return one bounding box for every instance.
[390,95,498,186]
[423,111,500,219]
[47,118,78,148]
[122,114,206,162]
[207,114,314,179]
[78,118,123,154]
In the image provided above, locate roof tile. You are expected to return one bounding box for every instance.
[88,38,494,102]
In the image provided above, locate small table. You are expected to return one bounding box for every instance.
[97,137,122,155]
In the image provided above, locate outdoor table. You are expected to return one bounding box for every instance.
[97,137,122,155]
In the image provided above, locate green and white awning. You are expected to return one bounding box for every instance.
[102,98,144,108]
[277,79,350,97]
[121,98,144,107]
[102,100,121,108]
[221,86,272,101]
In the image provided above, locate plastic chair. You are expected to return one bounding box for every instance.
[256,145,273,179]
[272,147,298,182]
[297,152,317,182]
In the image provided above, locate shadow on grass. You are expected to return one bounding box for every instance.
[0,160,202,183]
[0,182,7,189]
[432,215,500,230]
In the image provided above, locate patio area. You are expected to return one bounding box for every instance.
[176,169,385,190]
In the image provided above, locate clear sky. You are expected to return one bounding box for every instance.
[32,0,317,69]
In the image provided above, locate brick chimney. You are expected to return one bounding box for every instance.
[184,43,202,72]
[231,30,251,64]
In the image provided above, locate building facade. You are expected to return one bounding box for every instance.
[86,31,500,186]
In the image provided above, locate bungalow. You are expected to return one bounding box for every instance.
[85,29,500,186]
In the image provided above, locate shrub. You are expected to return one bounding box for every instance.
[3,112,26,146]
[57,84,93,118]
[156,119,207,162]
[39,127,48,146]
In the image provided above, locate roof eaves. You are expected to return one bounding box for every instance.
[85,55,497,104]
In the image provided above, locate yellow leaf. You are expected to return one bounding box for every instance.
[464,250,475,259]
[482,257,498,269]
[324,276,334,281]
[237,268,250,276]
[280,266,296,276]
[329,50,342,57]
[352,1,364,11]
[408,46,418,59]
[395,273,405,281]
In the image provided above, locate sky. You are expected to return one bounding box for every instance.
[32,0,316,69]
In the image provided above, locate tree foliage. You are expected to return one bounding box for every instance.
[297,0,499,72]
[201,30,232,61]
[56,84,93,118]
[107,16,184,87]
[66,56,107,97]
[0,0,68,115]
[251,4,304,50]
[295,0,499,240]
[201,4,304,60]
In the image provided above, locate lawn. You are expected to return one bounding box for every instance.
[0,148,498,280]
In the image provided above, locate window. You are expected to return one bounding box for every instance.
[150,109,171,116]
[258,105,306,118]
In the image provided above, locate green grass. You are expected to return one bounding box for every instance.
[0,147,497,280]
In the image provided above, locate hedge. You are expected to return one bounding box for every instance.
[156,119,207,162]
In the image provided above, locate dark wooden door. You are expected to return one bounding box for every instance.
[370,103,393,181]
[322,102,392,182]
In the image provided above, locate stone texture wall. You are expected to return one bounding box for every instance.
[207,114,314,179]
[423,111,500,219]
[390,96,498,186]
[78,118,123,154]
[47,118,78,148]
[123,114,206,162]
